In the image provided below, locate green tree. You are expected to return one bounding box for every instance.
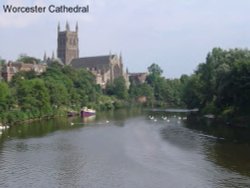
[148,63,163,76]
[112,77,128,100]
[146,63,168,105]
[0,82,11,111]
[182,75,204,109]
[44,78,69,108]
[16,79,51,117]
[182,47,250,116]
[17,54,40,64]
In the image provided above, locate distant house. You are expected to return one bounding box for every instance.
[137,96,147,103]
[1,62,47,82]
[129,72,148,85]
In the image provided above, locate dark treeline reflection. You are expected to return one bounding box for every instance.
[184,115,250,177]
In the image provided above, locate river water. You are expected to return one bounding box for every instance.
[0,109,250,188]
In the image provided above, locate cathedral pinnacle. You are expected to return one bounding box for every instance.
[57,22,60,33]
[52,51,55,59]
[76,22,78,32]
[43,51,47,61]
[66,21,70,31]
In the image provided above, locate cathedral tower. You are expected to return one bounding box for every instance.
[57,22,79,65]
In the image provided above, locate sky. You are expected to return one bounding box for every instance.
[0,0,250,78]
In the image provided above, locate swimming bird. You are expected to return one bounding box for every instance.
[161,116,167,120]
[149,116,154,120]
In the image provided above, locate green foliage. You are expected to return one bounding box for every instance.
[145,63,184,107]
[16,79,51,116]
[181,74,203,108]
[97,95,115,110]
[0,82,11,111]
[0,63,104,124]
[17,54,40,64]
[146,63,165,101]
[148,63,163,76]
[182,48,250,117]
[129,82,154,106]
[10,71,37,87]
[44,78,68,107]
[107,77,128,100]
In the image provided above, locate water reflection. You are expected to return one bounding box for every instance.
[81,115,96,123]
[0,109,249,187]
[147,111,250,180]
[0,108,143,142]
[184,115,250,177]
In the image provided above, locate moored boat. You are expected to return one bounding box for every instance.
[80,107,96,117]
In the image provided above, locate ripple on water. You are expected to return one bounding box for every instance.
[0,115,249,188]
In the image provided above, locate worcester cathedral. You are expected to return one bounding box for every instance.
[56,22,129,89]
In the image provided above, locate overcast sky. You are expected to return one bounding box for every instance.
[1,0,250,78]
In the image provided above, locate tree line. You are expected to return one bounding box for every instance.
[0,62,111,124]
[181,48,250,122]
[1,47,250,125]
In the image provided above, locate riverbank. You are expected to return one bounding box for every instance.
[0,102,140,127]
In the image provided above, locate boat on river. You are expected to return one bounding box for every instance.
[80,107,96,117]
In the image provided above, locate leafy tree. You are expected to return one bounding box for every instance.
[17,54,40,64]
[146,63,169,105]
[112,77,128,100]
[129,82,154,105]
[182,75,204,109]
[182,47,250,116]
[145,63,185,107]
[0,82,11,111]
[44,78,69,108]
[16,79,51,117]
[148,63,163,76]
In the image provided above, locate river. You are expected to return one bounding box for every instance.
[0,109,249,188]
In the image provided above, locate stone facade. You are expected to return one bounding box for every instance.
[71,54,129,88]
[58,22,129,88]
[129,72,148,85]
[1,62,47,82]
[57,22,79,65]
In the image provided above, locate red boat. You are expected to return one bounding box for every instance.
[80,107,96,117]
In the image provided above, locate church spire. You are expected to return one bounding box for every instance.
[57,22,60,33]
[43,51,47,61]
[66,21,70,31]
[52,51,55,59]
[76,22,78,33]
[119,52,123,63]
